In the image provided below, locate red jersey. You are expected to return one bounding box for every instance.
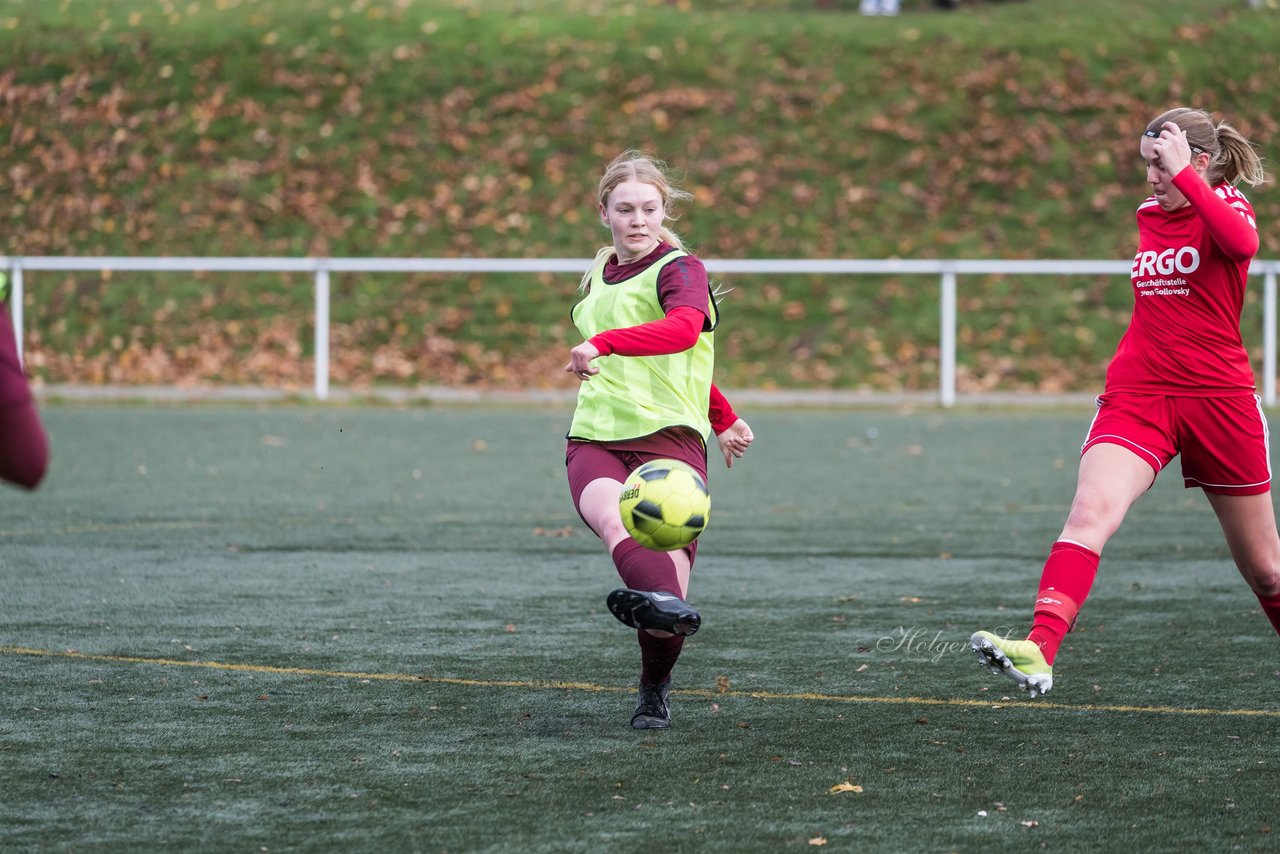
[1105,169,1259,396]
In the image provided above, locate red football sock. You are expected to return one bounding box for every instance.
[638,630,685,686]
[1026,540,1100,665]
[1256,592,1280,636]
[611,538,681,596]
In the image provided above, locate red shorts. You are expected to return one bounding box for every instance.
[566,427,709,559]
[1082,393,1271,495]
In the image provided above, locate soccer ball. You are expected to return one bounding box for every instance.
[618,459,711,551]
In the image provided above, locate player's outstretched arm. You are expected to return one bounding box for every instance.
[564,307,705,382]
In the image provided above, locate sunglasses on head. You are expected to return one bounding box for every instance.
[1143,129,1206,155]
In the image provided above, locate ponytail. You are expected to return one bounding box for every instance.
[577,245,614,293]
[658,225,685,251]
[1214,121,1266,187]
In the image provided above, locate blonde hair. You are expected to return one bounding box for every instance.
[579,150,693,291]
[1145,107,1267,187]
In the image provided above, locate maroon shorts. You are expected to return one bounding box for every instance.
[566,427,709,558]
[1082,393,1270,495]
[0,302,48,488]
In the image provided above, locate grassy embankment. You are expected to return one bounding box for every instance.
[3,0,1278,392]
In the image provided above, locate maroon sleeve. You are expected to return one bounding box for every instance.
[657,255,713,329]
[588,306,703,357]
[708,383,738,434]
[1172,167,1259,261]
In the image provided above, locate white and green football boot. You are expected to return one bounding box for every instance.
[970,631,1053,698]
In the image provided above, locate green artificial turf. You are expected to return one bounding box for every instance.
[2,404,1278,851]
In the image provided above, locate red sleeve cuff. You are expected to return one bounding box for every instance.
[708,383,738,434]
[587,334,614,357]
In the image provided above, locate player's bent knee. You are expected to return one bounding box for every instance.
[1063,501,1124,542]
[598,519,630,545]
[1249,572,1280,598]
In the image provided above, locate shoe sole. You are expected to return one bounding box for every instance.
[630,715,671,729]
[607,589,701,636]
[969,633,1053,699]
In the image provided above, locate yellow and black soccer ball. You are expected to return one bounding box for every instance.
[618,459,711,552]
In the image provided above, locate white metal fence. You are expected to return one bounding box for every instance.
[4,256,1279,407]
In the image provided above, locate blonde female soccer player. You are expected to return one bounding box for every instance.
[971,108,1274,697]
[564,151,753,729]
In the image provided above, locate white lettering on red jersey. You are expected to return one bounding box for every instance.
[1106,181,1258,395]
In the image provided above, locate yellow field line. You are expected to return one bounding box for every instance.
[0,521,221,537]
[0,518,325,537]
[3,644,1277,718]
[0,513,513,538]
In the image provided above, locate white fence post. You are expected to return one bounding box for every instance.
[1266,264,1277,408]
[314,264,330,401]
[939,266,957,408]
[11,263,23,365]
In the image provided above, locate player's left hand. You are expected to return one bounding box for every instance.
[717,418,754,468]
[1151,121,1194,177]
[565,342,601,380]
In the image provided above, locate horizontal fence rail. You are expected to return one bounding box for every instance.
[3,256,1278,407]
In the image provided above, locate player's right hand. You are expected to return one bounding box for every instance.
[565,341,601,380]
